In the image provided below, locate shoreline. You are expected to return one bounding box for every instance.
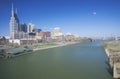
[104,49,109,56]
[33,44,65,51]
[33,42,78,51]
[0,42,80,59]
[104,48,120,78]
[1,40,92,59]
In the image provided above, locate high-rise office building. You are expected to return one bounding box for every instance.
[36,29,42,33]
[9,3,20,39]
[27,23,35,33]
[20,23,27,32]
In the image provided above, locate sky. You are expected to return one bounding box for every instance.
[0,0,120,38]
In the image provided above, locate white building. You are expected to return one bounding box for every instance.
[27,23,35,33]
[9,39,21,45]
[9,3,20,40]
[51,27,64,41]
[51,27,63,37]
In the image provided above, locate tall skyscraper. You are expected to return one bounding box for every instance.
[10,3,20,39]
[20,23,27,32]
[27,23,35,33]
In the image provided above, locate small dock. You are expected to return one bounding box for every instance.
[0,46,33,58]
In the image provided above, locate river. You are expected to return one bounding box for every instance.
[0,41,114,79]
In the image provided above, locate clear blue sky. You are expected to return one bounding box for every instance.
[0,0,120,38]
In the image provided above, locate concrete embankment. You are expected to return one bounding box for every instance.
[105,49,109,57]
[105,48,120,78]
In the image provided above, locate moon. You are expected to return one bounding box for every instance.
[93,12,97,15]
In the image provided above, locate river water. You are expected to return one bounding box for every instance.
[0,41,114,79]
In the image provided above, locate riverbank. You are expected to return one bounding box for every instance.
[0,41,80,59]
[33,41,79,51]
[104,40,120,78]
[33,44,64,51]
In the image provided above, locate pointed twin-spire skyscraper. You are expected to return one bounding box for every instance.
[10,3,20,39]
[9,3,36,42]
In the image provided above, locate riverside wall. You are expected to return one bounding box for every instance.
[105,49,120,78]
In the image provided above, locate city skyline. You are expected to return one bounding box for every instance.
[0,0,120,38]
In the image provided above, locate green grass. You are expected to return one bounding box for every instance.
[34,43,58,48]
[104,40,120,52]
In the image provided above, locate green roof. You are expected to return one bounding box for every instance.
[8,47,33,54]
